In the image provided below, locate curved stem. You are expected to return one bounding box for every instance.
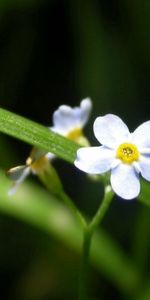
[89,186,114,233]
[38,165,86,229]
[79,227,92,300]
[39,164,113,300]
[78,186,114,300]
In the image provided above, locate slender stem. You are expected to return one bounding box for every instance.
[89,186,114,233]
[78,186,114,300]
[79,227,92,300]
[39,165,113,300]
[38,167,86,229]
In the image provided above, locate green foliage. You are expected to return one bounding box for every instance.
[0,108,79,163]
[0,108,150,299]
[0,170,139,293]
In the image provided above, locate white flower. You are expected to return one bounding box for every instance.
[8,98,92,194]
[74,114,150,200]
[46,98,92,159]
[50,97,92,144]
[7,148,49,195]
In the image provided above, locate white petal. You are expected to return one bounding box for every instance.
[93,114,130,148]
[132,121,150,149]
[138,155,150,181]
[46,152,55,160]
[79,98,92,126]
[110,164,140,200]
[52,105,76,134]
[7,165,30,182]
[74,146,115,174]
[52,98,92,135]
[8,166,31,195]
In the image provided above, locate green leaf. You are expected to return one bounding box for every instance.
[0,108,79,163]
[0,170,140,294]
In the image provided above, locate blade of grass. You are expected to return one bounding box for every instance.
[0,108,79,163]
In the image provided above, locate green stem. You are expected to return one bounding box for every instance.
[89,186,114,233]
[38,166,86,229]
[79,227,92,300]
[39,165,113,300]
[78,186,114,300]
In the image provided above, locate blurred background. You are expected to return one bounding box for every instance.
[0,0,150,299]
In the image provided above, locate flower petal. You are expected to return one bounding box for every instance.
[132,121,150,149]
[8,166,31,195]
[138,154,150,181]
[79,98,92,126]
[46,152,55,160]
[52,105,77,134]
[74,146,115,174]
[52,98,92,135]
[7,165,30,182]
[93,114,130,148]
[110,164,140,199]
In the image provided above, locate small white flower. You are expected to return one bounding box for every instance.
[50,97,92,144]
[8,98,92,194]
[46,98,92,159]
[74,114,150,200]
[7,148,49,195]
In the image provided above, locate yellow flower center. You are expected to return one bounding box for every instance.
[26,156,49,173]
[116,143,139,164]
[67,127,83,142]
